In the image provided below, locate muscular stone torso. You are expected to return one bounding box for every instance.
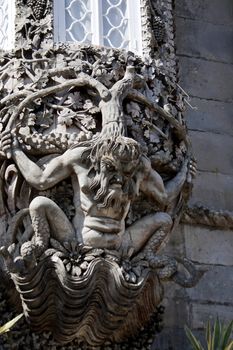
[72,159,131,236]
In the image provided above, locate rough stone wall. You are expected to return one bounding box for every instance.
[153,0,233,349]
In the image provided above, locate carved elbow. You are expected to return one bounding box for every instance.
[34,177,48,191]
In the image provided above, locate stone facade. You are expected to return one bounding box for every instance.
[154,1,233,349]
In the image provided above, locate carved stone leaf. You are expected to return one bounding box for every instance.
[36,16,52,34]
[77,114,96,130]
[64,92,83,110]
[58,109,76,126]
[50,238,67,253]
[147,130,160,143]
[126,102,141,120]
[35,113,53,129]
[15,9,32,32]
[4,77,24,93]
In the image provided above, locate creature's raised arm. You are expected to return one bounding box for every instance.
[1,130,82,190]
[139,157,188,207]
[139,157,168,207]
[164,159,188,203]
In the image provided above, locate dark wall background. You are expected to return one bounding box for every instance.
[154,1,233,349]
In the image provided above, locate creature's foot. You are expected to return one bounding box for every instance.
[172,257,206,287]
[0,245,25,273]
[20,241,37,269]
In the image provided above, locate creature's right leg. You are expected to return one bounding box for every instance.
[124,212,172,256]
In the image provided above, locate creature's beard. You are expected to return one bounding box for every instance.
[97,187,124,211]
[89,172,128,210]
[89,172,109,202]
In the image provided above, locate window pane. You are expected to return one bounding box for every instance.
[54,0,142,54]
[102,0,129,50]
[65,0,92,44]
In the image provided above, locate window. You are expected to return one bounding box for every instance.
[54,0,142,55]
[0,0,15,50]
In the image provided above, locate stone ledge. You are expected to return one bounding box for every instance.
[182,205,233,230]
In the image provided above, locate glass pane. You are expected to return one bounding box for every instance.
[65,0,92,44]
[102,0,129,50]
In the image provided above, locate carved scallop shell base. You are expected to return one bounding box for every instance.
[11,254,163,346]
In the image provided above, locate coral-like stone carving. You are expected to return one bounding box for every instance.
[0,1,200,347]
[0,46,198,345]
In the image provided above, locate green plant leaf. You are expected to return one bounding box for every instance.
[0,313,24,334]
[185,326,204,350]
[225,340,233,350]
[213,317,221,349]
[206,321,212,350]
[221,321,233,348]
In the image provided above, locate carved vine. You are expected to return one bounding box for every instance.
[0,43,199,345]
[182,205,233,230]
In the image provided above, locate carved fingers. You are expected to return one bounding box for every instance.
[187,157,197,183]
[0,129,19,158]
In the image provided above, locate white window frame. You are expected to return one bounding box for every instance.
[8,0,15,50]
[0,0,15,50]
[54,0,142,55]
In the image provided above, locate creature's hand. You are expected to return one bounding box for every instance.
[0,129,19,158]
[187,158,197,183]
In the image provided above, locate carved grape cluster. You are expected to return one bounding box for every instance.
[152,15,166,44]
[26,0,48,19]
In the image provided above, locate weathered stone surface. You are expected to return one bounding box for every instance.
[186,265,233,304]
[175,0,233,25]
[191,303,233,329]
[189,130,233,175]
[184,225,233,265]
[189,171,233,211]
[163,296,189,328]
[161,224,186,257]
[186,98,233,137]
[175,17,233,63]
[178,56,233,101]
[153,327,196,350]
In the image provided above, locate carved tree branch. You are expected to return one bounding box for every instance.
[6,74,110,130]
[127,88,188,142]
[99,66,138,137]
[182,205,233,230]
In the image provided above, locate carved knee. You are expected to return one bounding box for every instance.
[153,212,173,230]
[29,196,53,213]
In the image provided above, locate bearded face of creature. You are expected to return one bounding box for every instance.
[89,154,140,210]
[88,136,142,210]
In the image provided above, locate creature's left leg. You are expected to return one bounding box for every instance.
[124,212,172,256]
[29,196,75,255]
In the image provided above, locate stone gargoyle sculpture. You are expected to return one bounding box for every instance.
[0,46,198,346]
